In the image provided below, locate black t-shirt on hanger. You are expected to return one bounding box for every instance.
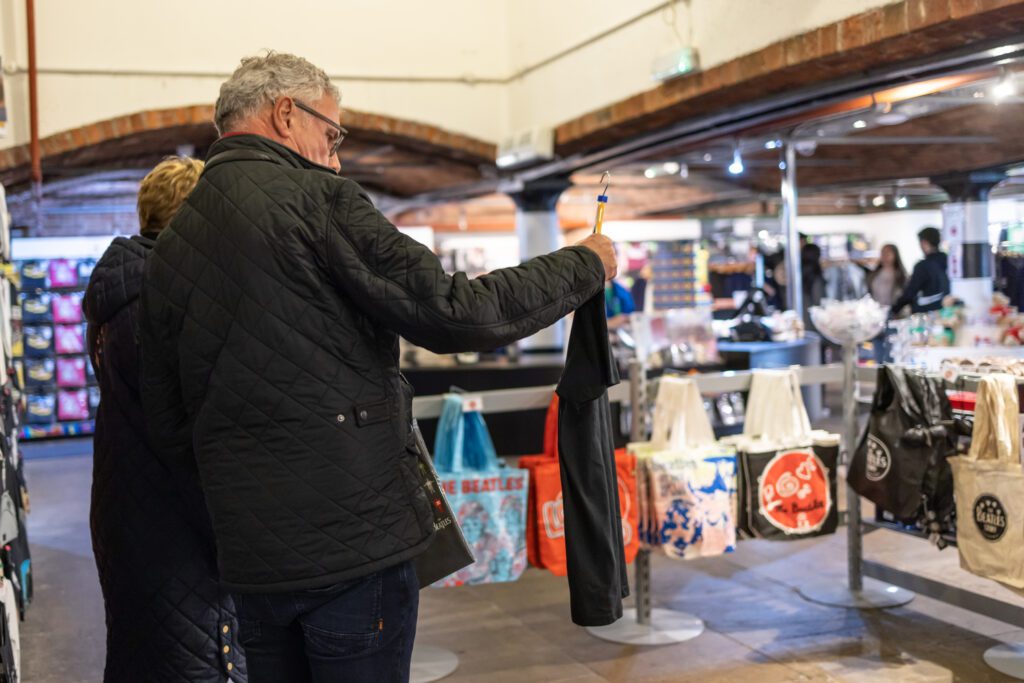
[556,291,629,627]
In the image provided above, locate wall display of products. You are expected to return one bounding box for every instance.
[0,186,36,681]
[651,241,703,310]
[14,258,97,440]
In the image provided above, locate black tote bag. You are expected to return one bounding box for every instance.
[848,366,949,523]
[409,421,476,589]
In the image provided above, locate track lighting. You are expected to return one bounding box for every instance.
[728,148,744,175]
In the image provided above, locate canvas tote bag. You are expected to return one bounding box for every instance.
[950,374,1024,589]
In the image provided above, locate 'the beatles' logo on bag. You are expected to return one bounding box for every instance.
[974,495,1008,541]
[758,449,831,535]
[865,435,891,482]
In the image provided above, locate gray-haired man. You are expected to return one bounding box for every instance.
[140,51,615,682]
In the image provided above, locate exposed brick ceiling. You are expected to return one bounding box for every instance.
[0,105,496,198]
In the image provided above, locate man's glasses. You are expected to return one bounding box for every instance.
[294,99,348,156]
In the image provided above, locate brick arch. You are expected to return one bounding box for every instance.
[0,104,496,180]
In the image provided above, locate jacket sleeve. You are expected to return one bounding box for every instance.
[138,255,214,542]
[324,180,606,354]
[892,261,925,313]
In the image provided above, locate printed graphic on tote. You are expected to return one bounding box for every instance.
[542,493,565,540]
[541,480,634,545]
[758,449,832,535]
[974,495,1008,541]
[865,435,891,482]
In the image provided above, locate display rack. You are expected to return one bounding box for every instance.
[849,364,1024,680]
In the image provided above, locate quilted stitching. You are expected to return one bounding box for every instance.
[140,134,604,591]
[85,238,246,682]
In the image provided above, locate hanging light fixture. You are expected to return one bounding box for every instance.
[872,193,886,207]
[894,194,909,209]
[728,147,744,175]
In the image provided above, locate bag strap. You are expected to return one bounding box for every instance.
[433,395,466,473]
[967,374,1020,464]
[542,394,559,459]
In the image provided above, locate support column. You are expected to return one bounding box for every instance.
[781,143,802,315]
[932,171,1004,314]
[509,178,572,353]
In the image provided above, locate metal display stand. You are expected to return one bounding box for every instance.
[407,378,633,678]
[798,345,914,609]
[850,365,1024,679]
[587,360,705,646]
[410,645,460,683]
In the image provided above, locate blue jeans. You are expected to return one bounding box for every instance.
[233,561,419,683]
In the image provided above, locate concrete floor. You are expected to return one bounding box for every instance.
[18,438,1024,682]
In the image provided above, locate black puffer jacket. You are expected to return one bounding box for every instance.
[140,134,605,593]
[86,235,246,682]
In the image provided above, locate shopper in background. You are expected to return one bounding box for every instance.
[892,227,950,315]
[801,242,826,325]
[85,157,246,682]
[606,277,636,329]
[139,52,616,683]
[868,244,908,308]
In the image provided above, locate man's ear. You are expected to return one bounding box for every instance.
[270,97,294,139]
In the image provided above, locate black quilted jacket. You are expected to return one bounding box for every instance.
[85,235,246,682]
[140,134,605,593]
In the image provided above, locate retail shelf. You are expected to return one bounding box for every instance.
[20,420,94,440]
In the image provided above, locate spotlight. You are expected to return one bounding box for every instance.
[778,161,787,170]
[895,195,909,209]
[644,167,658,179]
[764,139,779,150]
[852,120,867,129]
[702,153,713,162]
[993,73,1017,101]
[663,162,680,175]
[677,163,689,179]
[728,149,744,175]
[872,194,886,207]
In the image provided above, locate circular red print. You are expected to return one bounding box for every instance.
[757,449,831,534]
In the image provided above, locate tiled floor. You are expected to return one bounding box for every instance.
[18,440,1024,682]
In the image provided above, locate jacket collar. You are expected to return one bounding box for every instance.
[205,134,338,176]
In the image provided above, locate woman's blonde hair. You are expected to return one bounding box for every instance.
[137,156,204,235]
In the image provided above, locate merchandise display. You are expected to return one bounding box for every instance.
[0,188,32,680]
[14,258,97,439]
[809,297,888,346]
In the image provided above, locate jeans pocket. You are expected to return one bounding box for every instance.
[300,571,384,656]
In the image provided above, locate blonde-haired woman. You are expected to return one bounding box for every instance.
[85,157,246,682]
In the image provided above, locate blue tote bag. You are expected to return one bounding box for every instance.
[433,395,529,587]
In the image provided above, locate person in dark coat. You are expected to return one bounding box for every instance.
[85,157,246,683]
[892,226,951,315]
[139,52,616,683]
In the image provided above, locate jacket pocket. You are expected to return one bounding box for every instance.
[353,399,390,427]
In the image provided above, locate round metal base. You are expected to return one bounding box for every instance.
[798,578,915,609]
[410,645,459,683]
[586,608,704,646]
[984,643,1024,680]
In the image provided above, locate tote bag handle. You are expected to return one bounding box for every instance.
[967,374,1020,464]
[650,376,715,450]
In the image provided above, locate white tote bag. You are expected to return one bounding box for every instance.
[950,374,1024,589]
[631,376,738,558]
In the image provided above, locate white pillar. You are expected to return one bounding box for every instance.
[942,200,993,314]
[511,179,571,353]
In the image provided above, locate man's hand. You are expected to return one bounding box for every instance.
[576,233,617,281]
